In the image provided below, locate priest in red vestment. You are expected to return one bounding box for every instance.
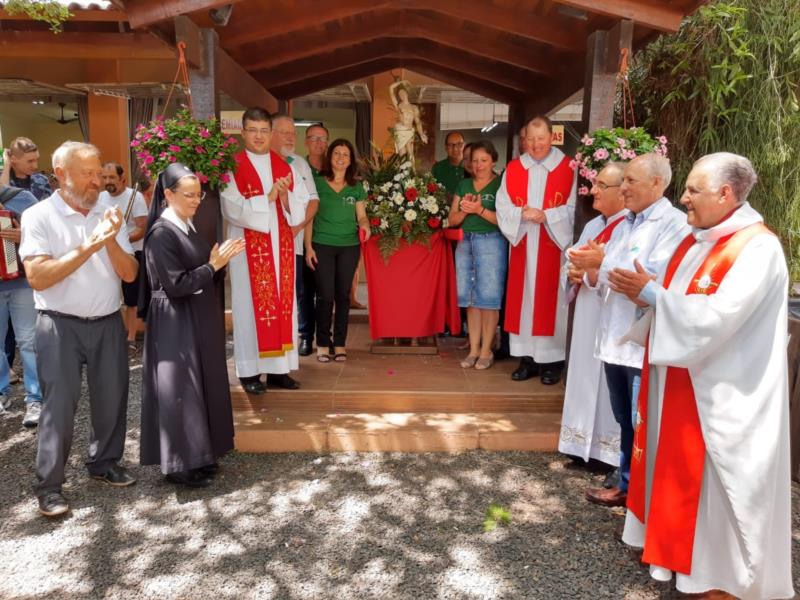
[220,107,310,395]
[496,115,576,385]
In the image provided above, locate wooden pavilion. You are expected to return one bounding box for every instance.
[0,0,707,452]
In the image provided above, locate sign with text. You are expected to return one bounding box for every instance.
[551,125,564,146]
[221,111,243,134]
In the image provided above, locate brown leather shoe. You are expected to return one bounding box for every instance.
[585,486,627,507]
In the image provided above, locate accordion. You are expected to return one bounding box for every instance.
[0,210,20,281]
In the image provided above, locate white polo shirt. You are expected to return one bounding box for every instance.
[19,191,135,318]
[99,187,148,252]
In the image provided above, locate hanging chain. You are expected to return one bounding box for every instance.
[162,42,194,117]
[617,47,636,129]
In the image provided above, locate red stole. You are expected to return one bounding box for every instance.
[233,150,295,357]
[503,155,574,336]
[627,222,771,575]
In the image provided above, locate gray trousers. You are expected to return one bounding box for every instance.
[34,311,129,498]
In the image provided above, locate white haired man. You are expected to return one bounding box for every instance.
[20,141,139,517]
[612,153,794,599]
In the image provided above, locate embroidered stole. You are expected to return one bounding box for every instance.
[503,156,573,336]
[233,150,295,357]
[627,222,771,574]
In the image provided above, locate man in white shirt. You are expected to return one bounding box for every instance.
[570,153,688,507]
[271,115,319,357]
[20,141,139,517]
[99,162,148,346]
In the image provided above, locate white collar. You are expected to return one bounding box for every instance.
[604,208,629,224]
[161,206,196,235]
[520,147,564,172]
[693,202,764,243]
[52,190,107,218]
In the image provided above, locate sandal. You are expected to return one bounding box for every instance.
[317,351,331,363]
[460,355,479,369]
[334,353,347,362]
[474,356,494,370]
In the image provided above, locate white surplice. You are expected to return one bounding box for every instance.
[622,203,794,600]
[220,150,308,378]
[496,148,576,363]
[558,211,627,465]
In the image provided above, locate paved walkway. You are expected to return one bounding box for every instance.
[1,350,798,599]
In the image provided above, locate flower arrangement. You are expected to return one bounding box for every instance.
[361,152,450,259]
[571,127,668,195]
[131,109,239,189]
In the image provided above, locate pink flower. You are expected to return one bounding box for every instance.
[220,173,231,184]
[130,139,140,148]
[588,169,598,180]
[159,152,168,158]
[144,155,155,165]
[156,130,167,140]
[218,151,225,157]
[578,185,590,196]
[568,159,579,170]
[141,133,152,141]
[657,136,668,144]
[660,145,668,157]
[200,129,211,138]
[210,159,219,166]
[169,155,177,162]
[196,173,209,184]
[574,152,583,161]
[183,138,192,143]
[616,137,627,148]
[195,146,206,154]
[579,167,588,178]
[168,145,181,152]
[581,135,594,146]
[593,148,609,160]
[155,115,165,122]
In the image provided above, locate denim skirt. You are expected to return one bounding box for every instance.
[455,231,508,310]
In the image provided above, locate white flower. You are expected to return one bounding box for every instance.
[392,192,404,205]
[393,173,403,181]
[428,202,439,213]
[362,181,370,191]
[404,209,417,221]
[380,182,392,193]
[380,218,388,229]
[401,161,412,170]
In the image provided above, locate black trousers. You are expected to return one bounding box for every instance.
[297,252,317,343]
[313,242,360,348]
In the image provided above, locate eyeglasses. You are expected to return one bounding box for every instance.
[244,128,271,136]
[595,182,620,191]
[306,136,328,143]
[446,142,465,148]
[178,191,206,201]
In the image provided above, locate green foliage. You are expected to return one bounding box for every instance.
[131,109,240,190]
[628,0,800,279]
[361,149,450,260]
[483,503,511,532]
[4,0,72,33]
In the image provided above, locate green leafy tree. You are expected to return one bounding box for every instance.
[4,0,72,33]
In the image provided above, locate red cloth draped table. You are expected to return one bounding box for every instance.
[362,230,461,339]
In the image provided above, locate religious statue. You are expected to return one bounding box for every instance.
[389,80,428,164]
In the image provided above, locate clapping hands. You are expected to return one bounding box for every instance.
[568,239,605,270]
[459,193,482,214]
[88,207,123,249]
[209,238,246,271]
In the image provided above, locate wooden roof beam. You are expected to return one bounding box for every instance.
[124,0,244,29]
[0,31,173,60]
[267,58,404,100]
[0,9,128,22]
[253,39,538,93]
[236,13,558,76]
[221,2,581,50]
[552,0,685,32]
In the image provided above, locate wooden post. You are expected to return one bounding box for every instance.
[188,28,220,120]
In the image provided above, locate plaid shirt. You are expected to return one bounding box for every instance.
[10,171,51,201]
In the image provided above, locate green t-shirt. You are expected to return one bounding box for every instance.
[432,159,466,195]
[454,177,501,233]
[306,156,322,177]
[312,176,366,246]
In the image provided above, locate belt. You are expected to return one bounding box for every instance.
[39,309,119,322]
[151,290,167,299]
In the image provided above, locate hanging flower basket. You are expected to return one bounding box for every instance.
[572,127,668,196]
[361,152,450,259]
[131,109,239,189]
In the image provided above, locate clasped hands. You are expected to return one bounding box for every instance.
[268,174,293,203]
[521,206,546,224]
[459,193,483,214]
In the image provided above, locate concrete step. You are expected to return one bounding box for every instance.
[234,411,561,453]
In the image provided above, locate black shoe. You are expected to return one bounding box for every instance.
[493,348,511,361]
[38,492,69,517]
[241,380,267,395]
[540,362,564,385]
[298,338,313,356]
[199,463,220,477]
[603,468,620,489]
[511,357,538,381]
[91,464,136,487]
[165,469,212,488]
[267,373,300,390]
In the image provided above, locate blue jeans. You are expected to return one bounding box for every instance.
[603,362,641,492]
[0,287,41,403]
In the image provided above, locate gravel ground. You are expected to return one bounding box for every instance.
[1,349,799,600]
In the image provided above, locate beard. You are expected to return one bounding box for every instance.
[62,179,100,211]
[105,183,120,194]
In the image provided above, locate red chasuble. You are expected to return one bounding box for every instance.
[233,150,295,358]
[627,222,771,575]
[503,155,574,336]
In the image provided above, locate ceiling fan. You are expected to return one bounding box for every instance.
[40,102,79,125]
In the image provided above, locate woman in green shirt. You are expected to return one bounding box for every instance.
[305,139,369,362]
[447,140,508,370]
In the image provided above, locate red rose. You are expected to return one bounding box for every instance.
[427,182,438,193]
[404,188,418,202]
[427,217,441,229]
[369,217,381,226]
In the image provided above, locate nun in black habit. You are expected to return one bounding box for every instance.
[138,163,246,487]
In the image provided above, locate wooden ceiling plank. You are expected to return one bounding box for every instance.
[268,58,405,99]
[0,31,173,60]
[0,9,128,22]
[551,0,684,31]
[124,0,244,29]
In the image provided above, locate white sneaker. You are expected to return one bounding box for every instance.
[0,394,10,414]
[22,401,41,428]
